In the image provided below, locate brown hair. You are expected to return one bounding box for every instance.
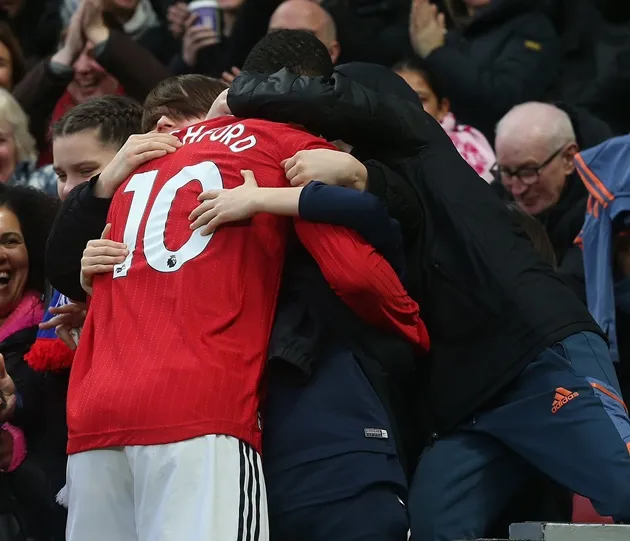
[0,22,25,88]
[506,203,557,269]
[141,75,228,133]
[52,95,143,149]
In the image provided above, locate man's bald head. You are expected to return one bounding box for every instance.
[495,102,579,216]
[496,102,576,154]
[269,0,341,64]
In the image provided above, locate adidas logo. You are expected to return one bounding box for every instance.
[552,387,579,413]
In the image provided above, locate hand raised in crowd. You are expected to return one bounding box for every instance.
[0,355,16,423]
[51,0,86,66]
[39,302,88,351]
[221,66,241,85]
[409,0,446,58]
[189,170,259,235]
[282,149,368,191]
[82,0,109,45]
[206,88,232,119]
[182,21,220,67]
[81,224,128,297]
[95,133,182,198]
[167,2,195,39]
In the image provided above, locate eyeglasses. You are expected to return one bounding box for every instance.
[492,146,566,187]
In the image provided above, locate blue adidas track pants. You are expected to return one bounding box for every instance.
[409,332,630,541]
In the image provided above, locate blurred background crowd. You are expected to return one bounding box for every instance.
[0,0,628,539]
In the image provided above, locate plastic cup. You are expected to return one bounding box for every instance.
[188,0,221,36]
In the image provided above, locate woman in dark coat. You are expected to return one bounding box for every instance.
[0,184,63,541]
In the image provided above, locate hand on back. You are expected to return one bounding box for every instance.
[282,149,368,190]
[81,224,128,297]
[96,133,182,198]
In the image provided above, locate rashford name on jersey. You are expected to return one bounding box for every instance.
[178,122,258,153]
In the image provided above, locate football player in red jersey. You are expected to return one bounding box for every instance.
[61,31,428,541]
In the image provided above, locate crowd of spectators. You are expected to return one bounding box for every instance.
[0,0,627,539]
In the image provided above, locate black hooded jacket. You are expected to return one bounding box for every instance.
[226,64,603,437]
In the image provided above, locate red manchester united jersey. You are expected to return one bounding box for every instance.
[67,117,426,455]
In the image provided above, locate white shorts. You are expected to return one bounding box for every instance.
[66,435,268,541]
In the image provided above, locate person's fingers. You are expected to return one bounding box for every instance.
[188,26,217,39]
[200,215,223,236]
[49,303,83,315]
[84,242,128,255]
[231,66,241,76]
[289,176,308,187]
[285,163,300,182]
[100,223,111,240]
[132,141,180,157]
[134,132,181,143]
[190,208,218,231]
[83,255,126,268]
[55,325,77,351]
[283,155,297,172]
[0,354,7,379]
[39,313,72,330]
[84,264,116,274]
[197,190,220,202]
[136,149,171,163]
[240,170,258,187]
[197,36,220,48]
[189,199,215,221]
[183,12,198,28]
[437,12,446,31]
[221,72,235,84]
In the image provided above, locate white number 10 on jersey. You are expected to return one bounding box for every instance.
[113,161,224,278]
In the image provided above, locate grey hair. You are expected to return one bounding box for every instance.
[0,88,37,163]
[496,101,577,152]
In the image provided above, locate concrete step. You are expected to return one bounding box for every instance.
[509,522,630,541]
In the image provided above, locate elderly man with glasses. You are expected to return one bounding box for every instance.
[492,101,613,299]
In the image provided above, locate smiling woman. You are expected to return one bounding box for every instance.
[0,184,64,540]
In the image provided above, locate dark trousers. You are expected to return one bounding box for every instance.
[269,483,409,541]
[409,332,630,541]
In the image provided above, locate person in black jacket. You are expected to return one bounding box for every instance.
[223,63,630,540]
[409,0,559,142]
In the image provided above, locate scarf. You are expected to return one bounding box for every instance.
[440,112,496,183]
[0,291,44,344]
[24,289,76,372]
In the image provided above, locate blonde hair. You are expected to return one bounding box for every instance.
[0,89,36,163]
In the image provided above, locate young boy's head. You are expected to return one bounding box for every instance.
[243,29,333,78]
[141,75,228,133]
[52,95,143,201]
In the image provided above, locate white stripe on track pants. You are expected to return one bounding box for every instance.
[66,435,268,541]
